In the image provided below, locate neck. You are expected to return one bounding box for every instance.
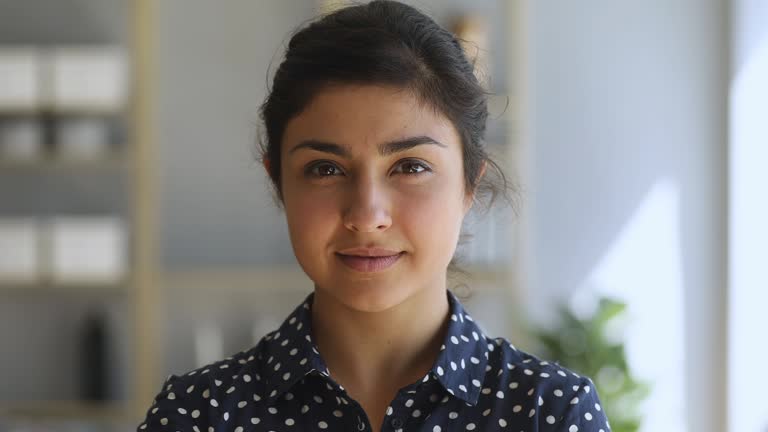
[310,282,451,393]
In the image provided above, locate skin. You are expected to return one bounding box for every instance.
[265,83,484,431]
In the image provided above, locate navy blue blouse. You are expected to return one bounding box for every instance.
[138,290,611,431]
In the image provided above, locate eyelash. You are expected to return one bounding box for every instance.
[305,159,432,178]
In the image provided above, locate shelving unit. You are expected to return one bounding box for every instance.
[0,0,158,429]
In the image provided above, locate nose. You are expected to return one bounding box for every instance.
[342,177,392,233]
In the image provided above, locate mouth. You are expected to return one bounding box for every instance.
[335,251,406,273]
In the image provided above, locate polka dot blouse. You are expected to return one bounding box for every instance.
[138,290,611,431]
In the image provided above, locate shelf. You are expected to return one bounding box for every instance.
[0,279,128,295]
[161,266,513,293]
[0,400,131,421]
[0,106,127,117]
[0,153,128,172]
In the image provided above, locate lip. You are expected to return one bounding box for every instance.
[336,247,402,257]
[335,248,405,272]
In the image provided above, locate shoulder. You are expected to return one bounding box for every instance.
[137,336,273,431]
[486,336,610,429]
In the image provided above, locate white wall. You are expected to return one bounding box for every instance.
[728,1,768,430]
[514,1,727,431]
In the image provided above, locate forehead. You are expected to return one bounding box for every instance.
[282,84,460,153]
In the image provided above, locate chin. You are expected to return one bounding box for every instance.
[316,277,413,313]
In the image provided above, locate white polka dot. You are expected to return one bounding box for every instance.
[546,415,555,424]
[466,423,476,430]
[333,410,343,417]
[318,421,328,429]
[191,410,200,418]
[405,399,414,407]
[223,412,229,421]
[285,418,295,426]
[250,418,260,424]
[496,391,504,399]
[210,399,218,407]
[585,412,593,421]
[554,389,563,397]
[569,426,579,432]
[235,427,243,432]
[386,406,393,415]
[449,411,458,419]
[177,408,187,415]
[434,426,442,432]
[160,418,168,426]
[499,418,507,427]
[412,409,421,417]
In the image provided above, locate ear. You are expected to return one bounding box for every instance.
[263,157,272,178]
[463,160,488,215]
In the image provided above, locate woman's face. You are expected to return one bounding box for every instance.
[279,84,473,313]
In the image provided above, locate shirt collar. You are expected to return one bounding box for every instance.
[260,294,329,403]
[261,290,489,406]
[429,290,490,405]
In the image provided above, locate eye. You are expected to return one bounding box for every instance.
[306,161,344,177]
[393,159,432,175]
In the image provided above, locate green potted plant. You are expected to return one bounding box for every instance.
[531,297,649,432]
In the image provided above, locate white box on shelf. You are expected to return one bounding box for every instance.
[48,216,127,284]
[48,46,127,112]
[0,217,41,283]
[0,118,44,161]
[0,46,43,110]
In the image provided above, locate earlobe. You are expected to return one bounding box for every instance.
[463,160,488,215]
[263,157,272,177]
[477,160,488,184]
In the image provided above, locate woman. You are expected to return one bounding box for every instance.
[138,1,611,431]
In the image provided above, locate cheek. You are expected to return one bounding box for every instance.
[283,183,339,253]
[398,182,466,259]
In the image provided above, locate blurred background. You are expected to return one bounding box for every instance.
[0,0,764,431]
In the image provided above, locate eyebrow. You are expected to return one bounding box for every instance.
[288,136,446,157]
